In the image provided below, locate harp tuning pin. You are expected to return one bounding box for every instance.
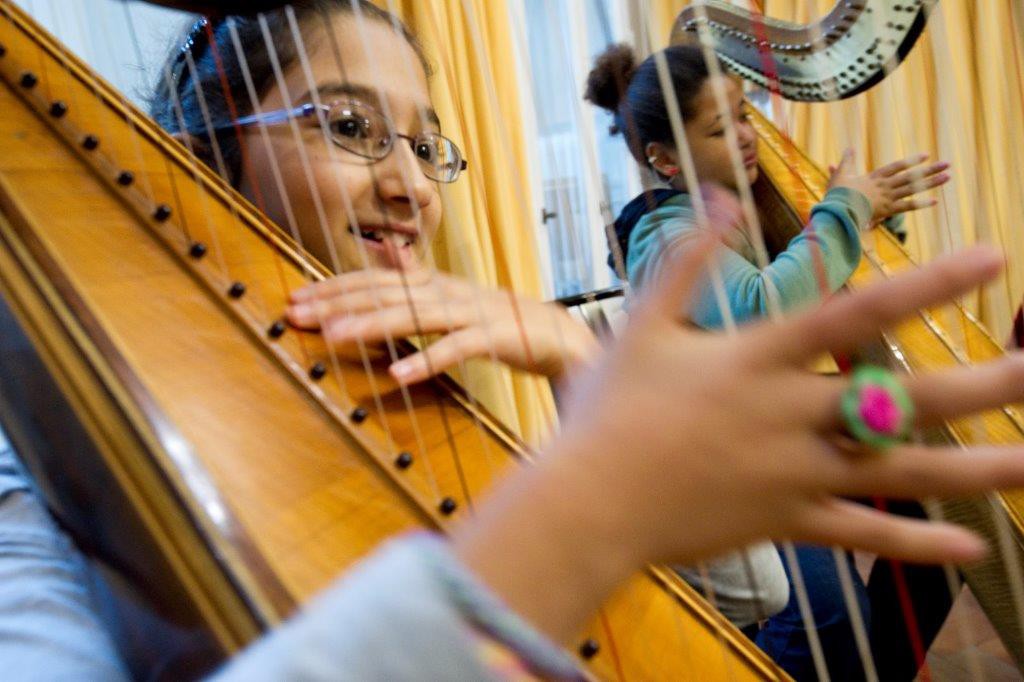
[267,320,286,339]
[579,639,600,659]
[152,204,172,222]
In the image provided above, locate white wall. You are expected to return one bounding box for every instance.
[19,0,194,106]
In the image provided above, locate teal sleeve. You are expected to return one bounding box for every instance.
[627,187,869,330]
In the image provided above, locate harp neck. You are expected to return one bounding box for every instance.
[671,0,938,101]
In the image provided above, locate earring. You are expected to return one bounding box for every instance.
[647,155,658,165]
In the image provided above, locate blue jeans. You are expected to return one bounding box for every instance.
[0,433,128,681]
[757,529,954,681]
[757,545,870,681]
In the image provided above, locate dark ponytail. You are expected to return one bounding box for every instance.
[585,43,715,166]
[149,0,426,187]
[586,43,719,269]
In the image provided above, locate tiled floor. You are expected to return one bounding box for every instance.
[924,587,1020,681]
[853,552,1022,680]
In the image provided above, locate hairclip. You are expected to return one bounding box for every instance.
[176,17,210,65]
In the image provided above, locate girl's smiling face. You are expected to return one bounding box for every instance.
[241,13,443,272]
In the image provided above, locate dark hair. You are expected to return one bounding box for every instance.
[150,0,427,187]
[584,43,714,166]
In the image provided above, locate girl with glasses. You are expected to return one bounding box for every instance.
[151,3,599,388]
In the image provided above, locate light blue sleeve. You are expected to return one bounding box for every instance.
[0,431,129,682]
[628,187,869,330]
[212,534,581,681]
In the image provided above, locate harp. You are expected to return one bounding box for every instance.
[0,1,790,679]
[672,0,1024,671]
[1,0,1020,678]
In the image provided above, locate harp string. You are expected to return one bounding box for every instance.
[766,1,1023,676]
[160,29,234,282]
[181,43,275,318]
[116,3,193,247]
[199,15,304,329]
[220,16,323,369]
[618,4,734,674]
[509,1,684,667]
[853,5,969,677]
[540,0,595,300]
[345,0,539,511]
[250,7,450,502]
[435,0,583,407]
[375,0,512,482]
[770,3,933,677]
[843,1,1024,669]
[749,3,977,678]
[434,0,630,669]
[648,2,839,675]
[254,7,433,472]
[516,1,695,668]
[641,13,754,666]
[97,4,155,203]
[774,5,880,679]
[624,2,770,675]
[347,0,524,506]
[745,5,839,667]
[688,3,929,675]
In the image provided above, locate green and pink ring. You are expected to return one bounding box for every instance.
[840,365,915,450]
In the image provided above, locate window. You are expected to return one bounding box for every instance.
[521,0,640,299]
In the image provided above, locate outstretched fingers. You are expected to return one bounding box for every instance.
[872,153,928,179]
[761,247,1003,366]
[807,353,1024,432]
[834,443,1024,499]
[906,353,1024,424]
[891,197,939,213]
[794,498,988,565]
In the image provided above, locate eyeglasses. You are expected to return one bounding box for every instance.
[227,99,468,183]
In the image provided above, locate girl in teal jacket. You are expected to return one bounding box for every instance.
[586,42,950,682]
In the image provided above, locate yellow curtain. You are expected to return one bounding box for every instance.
[374,0,557,445]
[647,0,690,49]
[771,0,1024,342]
[650,0,1024,341]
